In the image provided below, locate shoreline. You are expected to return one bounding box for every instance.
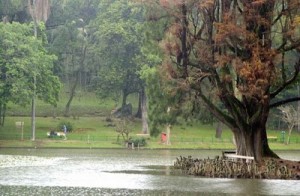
[0,145,299,151]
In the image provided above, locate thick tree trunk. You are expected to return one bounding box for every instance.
[261,128,279,158]
[234,130,252,157]
[234,118,279,162]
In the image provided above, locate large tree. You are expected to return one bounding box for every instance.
[139,3,215,137]
[28,0,52,140]
[147,0,300,161]
[89,0,144,110]
[0,22,60,126]
[47,0,99,116]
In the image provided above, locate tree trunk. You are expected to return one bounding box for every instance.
[30,0,38,141]
[121,90,128,107]
[297,82,300,132]
[0,103,6,126]
[141,90,149,134]
[31,92,36,141]
[135,91,142,118]
[2,104,6,126]
[64,44,87,117]
[234,118,279,162]
[65,71,79,117]
[286,126,294,145]
[0,104,2,126]
[234,129,254,157]
[215,122,222,138]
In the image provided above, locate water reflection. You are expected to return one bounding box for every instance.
[0,148,299,195]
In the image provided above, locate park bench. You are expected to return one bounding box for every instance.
[222,150,254,162]
[267,136,278,141]
[135,134,150,138]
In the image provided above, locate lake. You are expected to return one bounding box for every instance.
[0,148,299,195]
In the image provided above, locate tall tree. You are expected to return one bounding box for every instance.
[89,0,144,110]
[47,0,99,116]
[52,19,89,117]
[146,0,300,161]
[0,22,60,126]
[139,1,214,137]
[28,0,52,140]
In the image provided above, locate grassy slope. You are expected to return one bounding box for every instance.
[1,91,300,149]
[1,115,300,150]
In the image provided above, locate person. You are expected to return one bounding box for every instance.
[63,125,67,140]
[63,125,67,134]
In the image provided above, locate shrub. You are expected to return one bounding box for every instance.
[130,137,146,147]
[57,121,73,132]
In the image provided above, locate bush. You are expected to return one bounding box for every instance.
[57,121,73,132]
[130,137,146,147]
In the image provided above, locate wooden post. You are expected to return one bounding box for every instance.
[21,122,24,140]
[166,107,171,145]
[166,124,171,145]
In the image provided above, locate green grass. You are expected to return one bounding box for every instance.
[1,115,300,150]
[1,90,300,150]
[6,92,114,117]
[6,89,140,117]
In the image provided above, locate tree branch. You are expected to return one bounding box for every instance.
[280,40,300,52]
[270,97,300,108]
[197,90,237,130]
[270,58,300,99]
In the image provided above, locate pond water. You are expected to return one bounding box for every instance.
[0,148,299,195]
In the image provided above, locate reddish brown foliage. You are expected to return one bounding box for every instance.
[145,0,300,161]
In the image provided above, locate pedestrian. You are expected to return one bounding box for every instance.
[63,124,67,134]
[63,125,67,140]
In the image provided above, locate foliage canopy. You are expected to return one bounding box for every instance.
[0,22,60,125]
[143,0,300,161]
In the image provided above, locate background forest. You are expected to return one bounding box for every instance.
[1,0,300,139]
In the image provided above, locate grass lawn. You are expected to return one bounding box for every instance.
[1,90,299,150]
[1,116,300,150]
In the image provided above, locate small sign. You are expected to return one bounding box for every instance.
[15,121,24,128]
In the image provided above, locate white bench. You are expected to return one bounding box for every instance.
[136,134,150,138]
[223,154,254,162]
[267,136,278,141]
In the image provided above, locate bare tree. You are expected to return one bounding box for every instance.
[115,118,132,143]
[278,106,299,144]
